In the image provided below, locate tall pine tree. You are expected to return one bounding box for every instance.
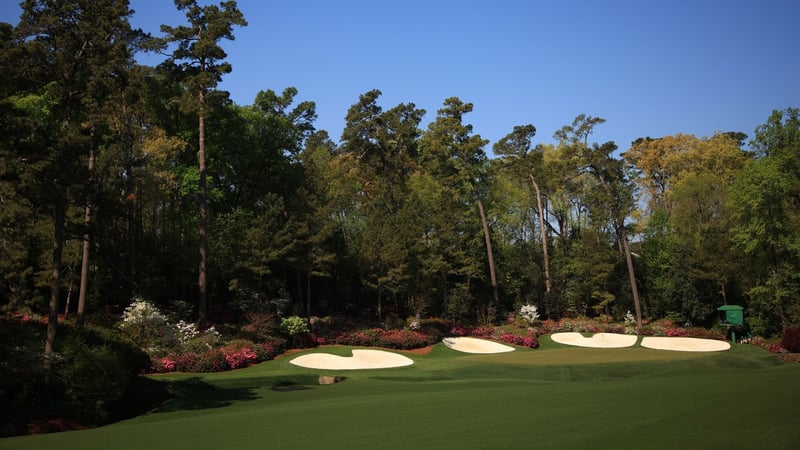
[157,0,246,328]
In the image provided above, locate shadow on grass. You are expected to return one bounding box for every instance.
[369,375,455,383]
[151,374,324,413]
[153,377,258,412]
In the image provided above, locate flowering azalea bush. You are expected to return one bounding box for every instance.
[334,328,381,346]
[767,342,788,354]
[119,296,289,374]
[158,357,176,372]
[118,297,222,356]
[558,317,602,333]
[469,326,496,337]
[149,338,284,373]
[334,328,437,349]
[685,327,726,340]
[446,324,541,348]
[664,327,690,337]
[449,326,469,337]
[538,319,561,334]
[500,332,540,349]
[224,346,259,369]
[448,325,496,338]
[376,329,433,349]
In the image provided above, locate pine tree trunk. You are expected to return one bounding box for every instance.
[44,198,65,382]
[198,94,208,329]
[76,146,96,328]
[530,174,551,295]
[64,277,73,319]
[474,185,499,307]
[618,220,642,332]
[597,169,642,333]
[306,271,312,318]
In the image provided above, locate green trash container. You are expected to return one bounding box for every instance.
[717,305,744,342]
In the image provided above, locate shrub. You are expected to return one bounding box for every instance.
[174,320,200,344]
[781,328,800,353]
[151,337,288,374]
[499,332,540,349]
[240,311,279,342]
[664,327,690,337]
[219,339,259,369]
[0,319,48,436]
[601,324,626,334]
[78,326,151,374]
[469,326,496,338]
[685,327,726,340]
[519,304,540,325]
[333,328,436,350]
[55,334,132,424]
[335,328,381,347]
[558,317,600,333]
[538,320,561,334]
[280,315,309,335]
[255,339,285,361]
[415,318,449,334]
[223,346,258,369]
[170,352,199,372]
[151,357,176,373]
[280,316,310,348]
[747,316,770,338]
[375,329,432,349]
[181,330,222,354]
[449,326,469,337]
[118,297,173,349]
[623,311,637,334]
[194,348,229,372]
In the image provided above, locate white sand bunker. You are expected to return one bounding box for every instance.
[641,336,731,352]
[551,332,638,348]
[289,349,414,370]
[442,337,515,354]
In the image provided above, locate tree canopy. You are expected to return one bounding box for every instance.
[1,2,798,347]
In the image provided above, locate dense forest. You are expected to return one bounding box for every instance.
[2,0,799,348]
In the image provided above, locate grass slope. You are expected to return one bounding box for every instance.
[2,338,798,450]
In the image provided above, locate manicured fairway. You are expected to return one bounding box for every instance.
[2,338,799,449]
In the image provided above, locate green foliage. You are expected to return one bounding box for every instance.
[280,315,309,337]
[117,298,173,350]
[731,108,800,333]
[0,319,150,432]
[75,326,152,375]
[157,0,247,104]
[55,334,132,423]
[2,0,799,345]
[0,319,47,435]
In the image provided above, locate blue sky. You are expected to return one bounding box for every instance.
[3,0,799,152]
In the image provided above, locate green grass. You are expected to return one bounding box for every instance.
[2,338,799,450]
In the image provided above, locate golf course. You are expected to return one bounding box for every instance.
[2,335,798,450]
